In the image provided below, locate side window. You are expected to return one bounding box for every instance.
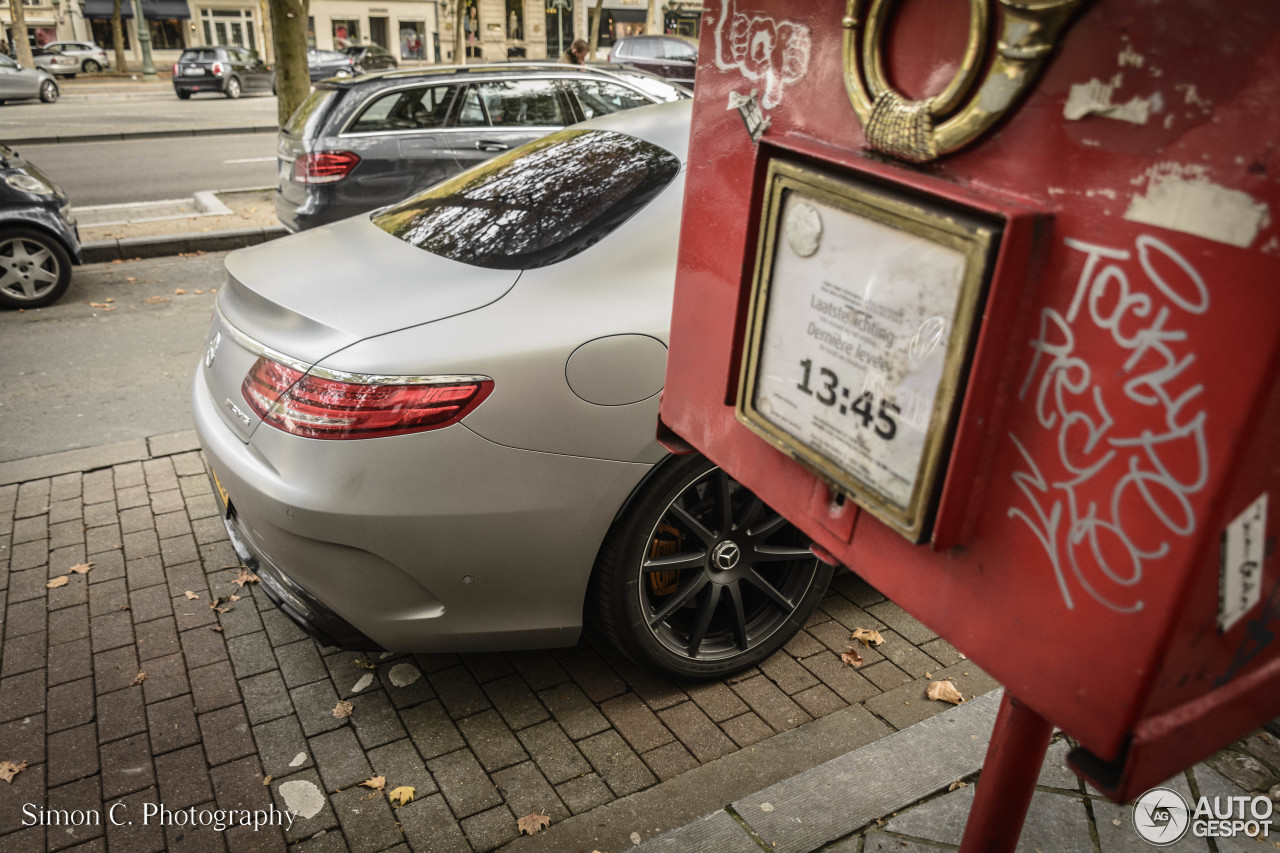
[476,79,566,128]
[456,86,488,127]
[348,85,458,132]
[570,80,650,119]
[662,40,696,61]
[0,55,16,69]
[627,39,661,59]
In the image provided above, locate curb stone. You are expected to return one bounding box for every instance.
[81,225,289,263]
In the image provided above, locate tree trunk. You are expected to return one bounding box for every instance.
[111,0,127,73]
[453,1,465,64]
[647,0,659,35]
[8,0,34,69]
[588,0,603,60]
[267,0,310,126]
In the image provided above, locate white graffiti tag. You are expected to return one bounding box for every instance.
[1008,235,1210,613]
[714,0,810,110]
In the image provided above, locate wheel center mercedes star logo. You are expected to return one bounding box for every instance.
[712,541,742,571]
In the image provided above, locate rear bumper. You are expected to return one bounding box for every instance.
[173,77,226,94]
[219,509,382,650]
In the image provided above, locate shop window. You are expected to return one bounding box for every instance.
[399,20,425,60]
[332,18,360,49]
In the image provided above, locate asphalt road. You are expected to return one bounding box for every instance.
[0,89,278,140]
[20,133,278,205]
[0,252,227,463]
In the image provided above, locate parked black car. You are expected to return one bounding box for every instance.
[275,63,689,232]
[306,49,357,82]
[172,46,273,99]
[0,144,80,309]
[609,36,697,88]
[342,44,398,73]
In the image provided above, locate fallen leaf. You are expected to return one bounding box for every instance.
[194,289,204,294]
[263,775,273,786]
[88,301,110,308]
[46,576,69,589]
[517,812,551,836]
[851,628,885,647]
[211,626,224,633]
[175,288,187,295]
[228,594,241,602]
[69,562,94,574]
[333,701,353,719]
[232,568,261,588]
[0,759,28,783]
[143,296,172,305]
[354,658,377,670]
[104,298,115,303]
[388,786,415,807]
[185,591,200,600]
[132,671,148,686]
[948,780,968,792]
[111,258,123,264]
[927,680,965,705]
[208,597,225,610]
[125,277,137,283]
[840,648,864,667]
[925,672,932,679]
[360,776,387,791]
[100,306,116,312]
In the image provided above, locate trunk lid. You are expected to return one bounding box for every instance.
[203,216,519,440]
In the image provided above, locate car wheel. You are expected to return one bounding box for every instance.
[225,76,241,99]
[83,59,101,73]
[176,90,191,100]
[591,453,833,679]
[39,80,58,104]
[0,229,73,309]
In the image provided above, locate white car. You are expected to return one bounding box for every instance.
[42,41,110,73]
[32,47,80,78]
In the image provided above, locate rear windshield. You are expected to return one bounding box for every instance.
[372,129,680,270]
[179,49,219,63]
[284,88,338,137]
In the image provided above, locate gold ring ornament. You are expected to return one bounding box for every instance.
[844,0,1087,163]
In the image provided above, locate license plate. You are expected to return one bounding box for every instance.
[210,468,230,516]
[185,66,205,76]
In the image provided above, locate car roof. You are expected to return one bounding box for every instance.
[320,61,675,90]
[575,99,691,165]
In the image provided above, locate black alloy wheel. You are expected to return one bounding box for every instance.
[592,453,832,679]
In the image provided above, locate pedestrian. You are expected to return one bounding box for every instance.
[559,38,588,65]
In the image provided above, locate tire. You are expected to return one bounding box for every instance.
[591,453,833,679]
[83,59,101,73]
[225,76,241,99]
[0,228,73,309]
[39,80,58,104]
[176,90,191,100]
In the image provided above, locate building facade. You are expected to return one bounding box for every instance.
[2,0,700,69]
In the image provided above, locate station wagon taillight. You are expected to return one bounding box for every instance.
[241,356,493,440]
[292,151,361,184]
[211,61,224,76]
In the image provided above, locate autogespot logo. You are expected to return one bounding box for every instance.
[1133,786,1275,845]
[1133,787,1191,846]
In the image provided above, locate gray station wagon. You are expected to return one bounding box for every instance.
[274,62,689,231]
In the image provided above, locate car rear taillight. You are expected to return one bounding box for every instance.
[212,61,224,76]
[292,151,361,184]
[241,356,493,440]
[172,62,178,75]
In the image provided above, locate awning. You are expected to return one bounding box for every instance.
[82,0,192,20]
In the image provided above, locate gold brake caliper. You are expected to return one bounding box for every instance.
[647,523,683,596]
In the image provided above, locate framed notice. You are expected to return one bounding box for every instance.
[737,161,998,542]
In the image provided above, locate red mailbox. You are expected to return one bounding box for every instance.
[660,0,1280,842]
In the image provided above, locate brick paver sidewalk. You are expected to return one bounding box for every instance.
[0,436,1052,853]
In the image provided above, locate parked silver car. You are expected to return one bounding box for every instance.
[0,54,59,104]
[194,101,832,678]
[32,47,80,78]
[42,41,110,73]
